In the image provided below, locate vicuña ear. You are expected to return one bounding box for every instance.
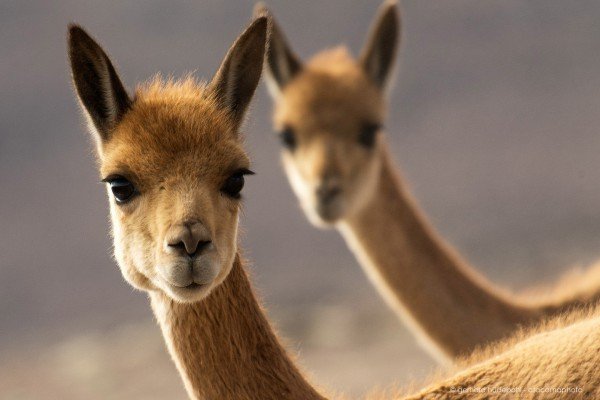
[209,17,268,129]
[359,0,400,89]
[68,25,131,143]
[253,3,302,97]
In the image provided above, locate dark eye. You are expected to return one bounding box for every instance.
[221,169,254,199]
[278,127,296,151]
[105,176,136,204]
[358,123,381,148]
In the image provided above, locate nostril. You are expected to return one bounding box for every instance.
[167,239,211,258]
[317,186,342,203]
[196,240,211,254]
[186,240,211,258]
[329,187,342,197]
[165,222,212,258]
[167,240,188,253]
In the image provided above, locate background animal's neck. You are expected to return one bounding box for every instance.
[339,148,537,360]
[150,255,325,400]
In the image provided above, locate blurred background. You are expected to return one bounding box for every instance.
[2,0,600,398]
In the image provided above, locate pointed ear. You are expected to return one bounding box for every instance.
[359,1,400,89]
[209,17,268,129]
[253,3,302,97]
[68,25,131,143]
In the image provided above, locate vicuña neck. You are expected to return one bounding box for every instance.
[339,148,538,361]
[150,255,326,400]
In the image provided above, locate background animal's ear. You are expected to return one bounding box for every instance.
[253,3,302,98]
[359,0,400,89]
[68,25,131,143]
[209,16,268,129]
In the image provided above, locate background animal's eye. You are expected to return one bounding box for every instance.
[221,169,254,199]
[106,176,136,204]
[358,123,381,148]
[278,127,297,151]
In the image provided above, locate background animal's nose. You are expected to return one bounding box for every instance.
[165,221,212,258]
[316,184,342,204]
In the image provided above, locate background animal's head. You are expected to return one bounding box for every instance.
[68,18,267,303]
[259,1,400,227]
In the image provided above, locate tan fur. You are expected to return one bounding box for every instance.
[102,78,245,301]
[71,17,600,400]
[68,19,324,399]
[261,1,600,362]
[150,256,326,400]
[107,75,329,398]
[274,47,385,226]
[399,305,600,399]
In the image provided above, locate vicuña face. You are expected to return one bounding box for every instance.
[273,58,385,226]
[260,1,399,227]
[100,94,251,302]
[69,17,267,302]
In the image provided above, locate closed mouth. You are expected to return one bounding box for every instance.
[182,282,205,290]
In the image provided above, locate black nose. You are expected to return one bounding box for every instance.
[316,185,342,204]
[165,221,212,258]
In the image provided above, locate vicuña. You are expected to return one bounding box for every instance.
[258,0,600,361]
[69,14,600,400]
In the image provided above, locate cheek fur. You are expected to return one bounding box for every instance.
[283,155,313,203]
[109,198,159,291]
[345,154,382,215]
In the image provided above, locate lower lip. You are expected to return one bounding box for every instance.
[182,282,205,290]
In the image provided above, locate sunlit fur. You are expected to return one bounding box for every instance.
[100,78,247,302]
[387,305,600,399]
[72,18,600,399]
[274,48,384,226]
[96,76,327,399]
[262,0,600,362]
[89,76,600,400]
[71,19,330,400]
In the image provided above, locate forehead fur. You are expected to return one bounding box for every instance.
[276,47,385,131]
[100,77,249,181]
[307,46,358,73]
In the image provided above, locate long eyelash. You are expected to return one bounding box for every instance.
[101,174,121,183]
[237,168,255,176]
[101,173,136,184]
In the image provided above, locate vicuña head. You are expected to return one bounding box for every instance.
[258,1,398,226]
[68,18,267,303]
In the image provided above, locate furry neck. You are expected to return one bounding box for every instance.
[150,254,325,400]
[339,148,537,361]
